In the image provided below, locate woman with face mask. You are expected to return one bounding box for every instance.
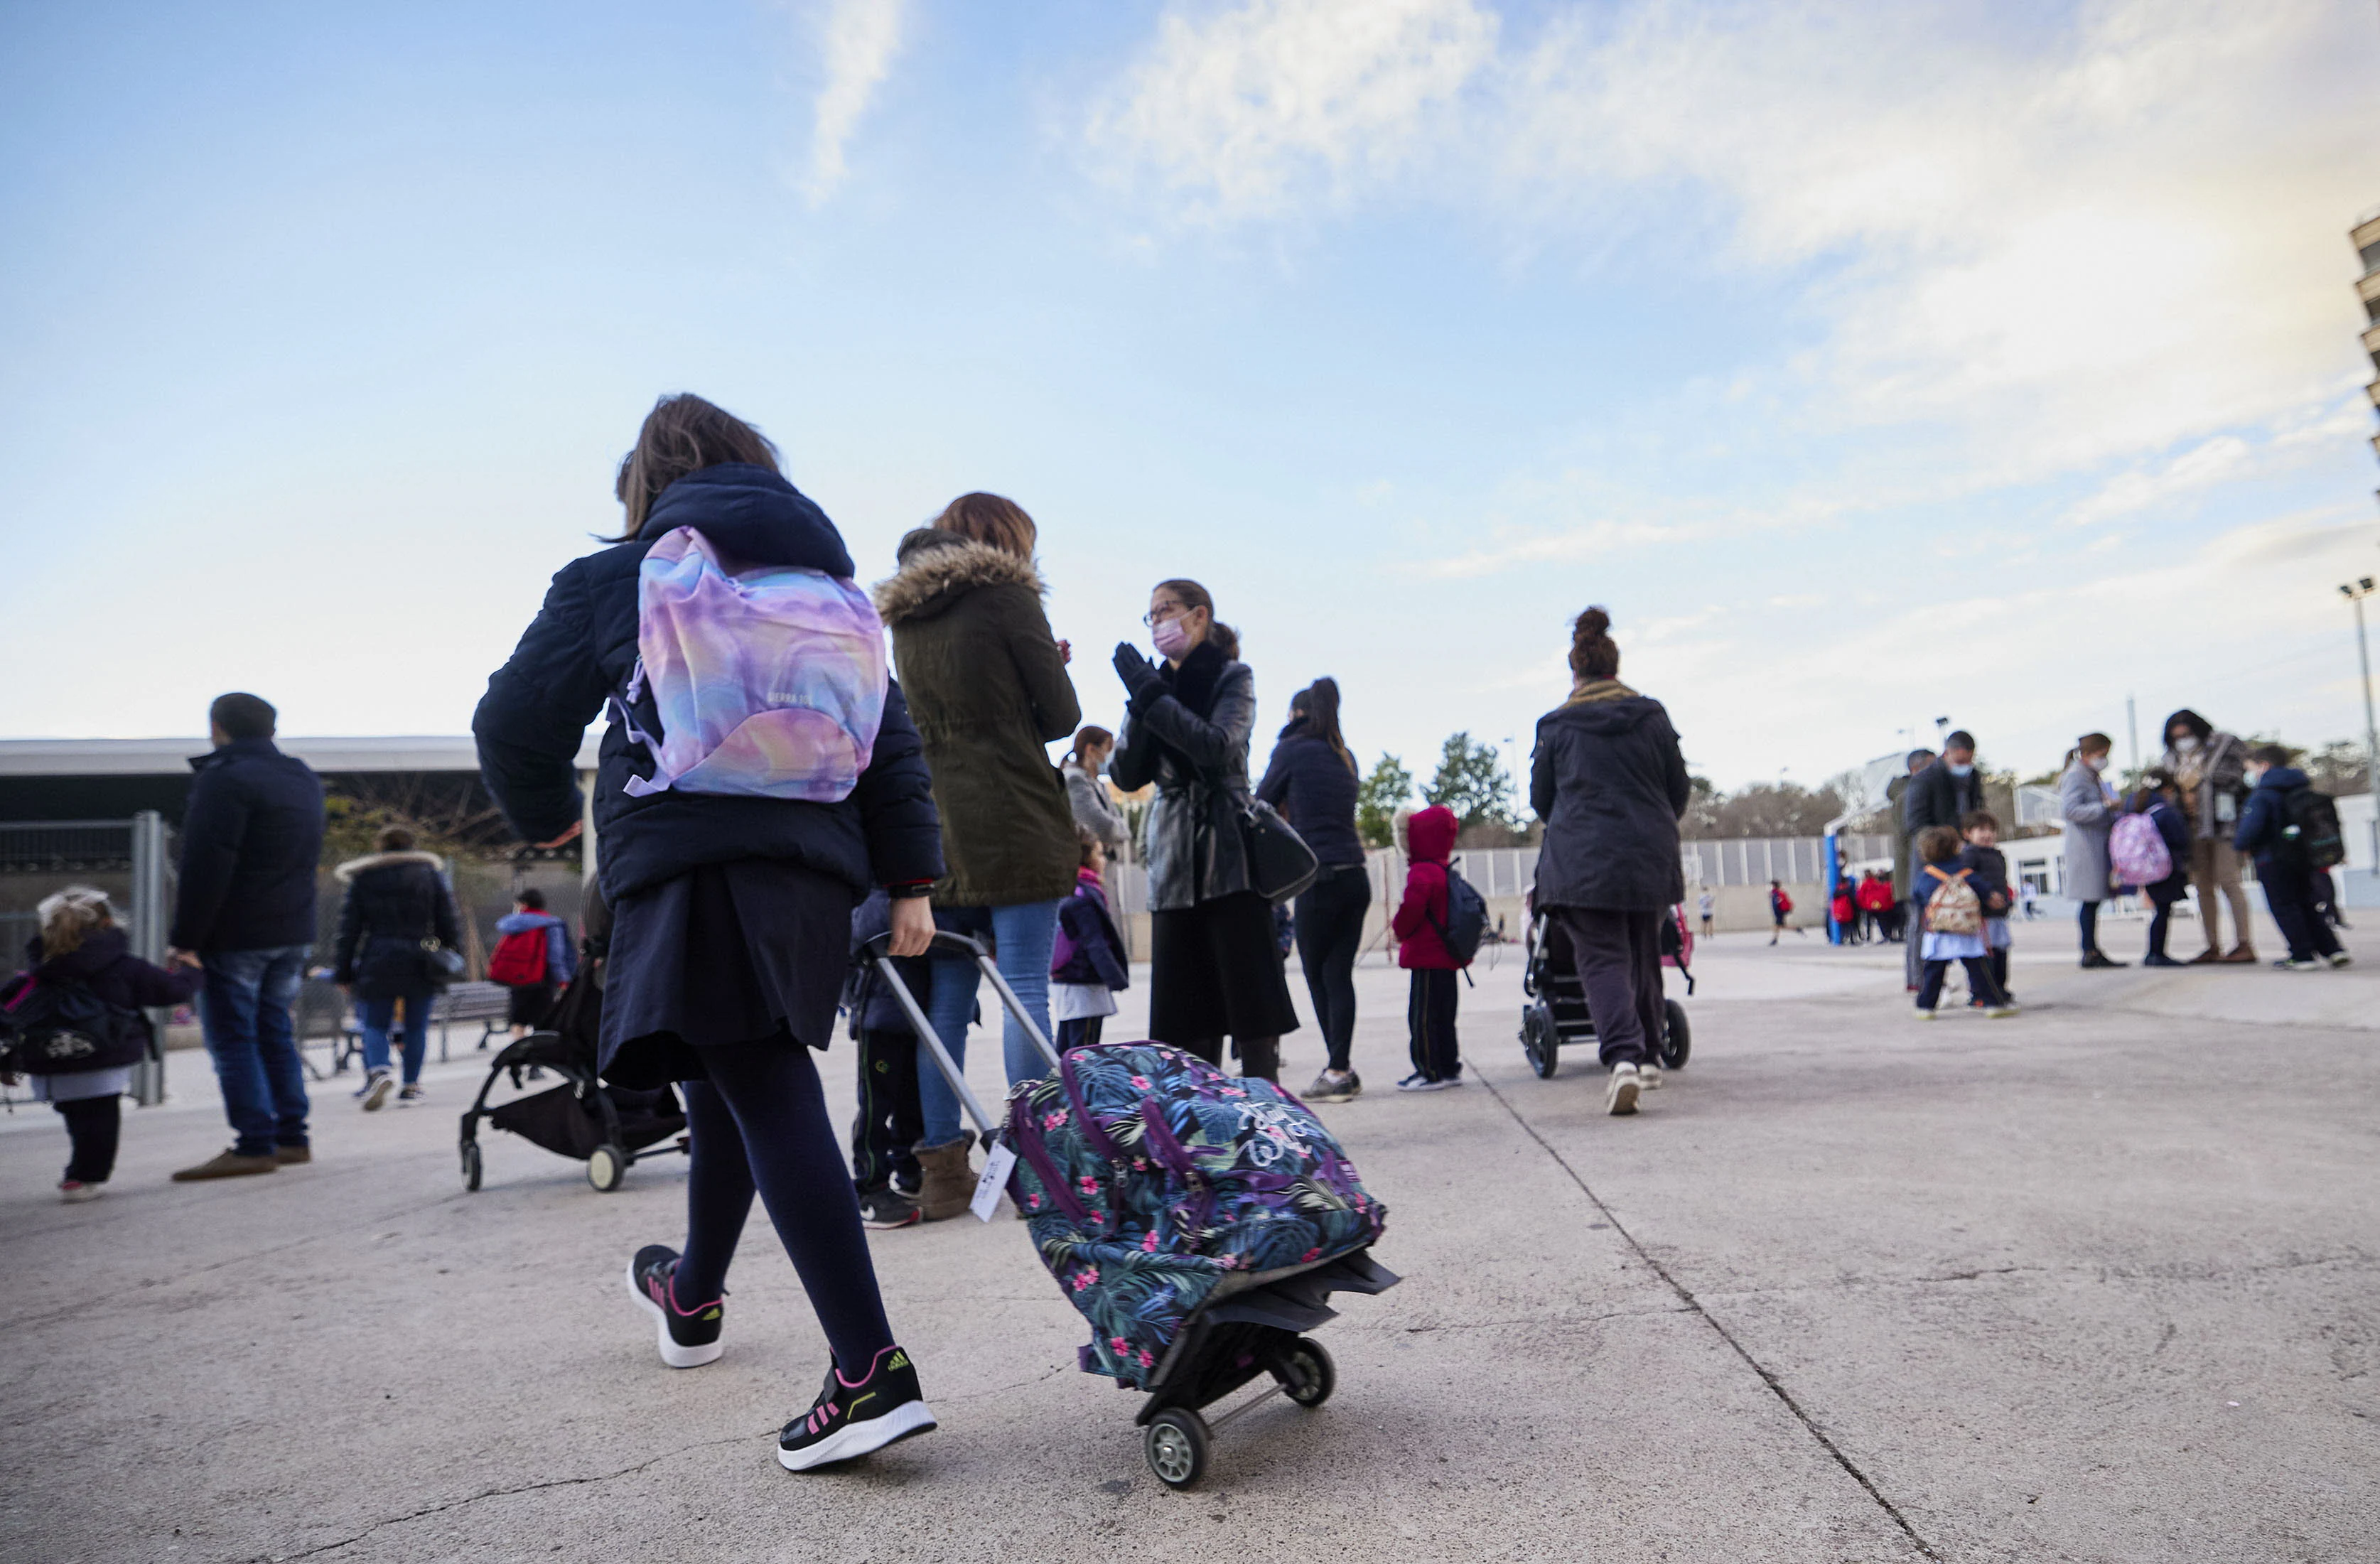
[2158,709,2256,963]
[1108,581,1301,1080]
[2058,733,2127,969]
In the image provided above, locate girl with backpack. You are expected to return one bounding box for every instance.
[473,394,944,1472]
[490,887,574,1042]
[2,886,199,1199]
[1390,804,1465,1091]
[2122,770,2195,966]
[1912,827,2015,1018]
[330,826,464,1109]
[1109,579,1301,1082]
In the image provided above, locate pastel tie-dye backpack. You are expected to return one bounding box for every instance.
[617,526,888,802]
[1004,1040,1387,1388]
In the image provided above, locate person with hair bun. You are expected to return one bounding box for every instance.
[4,888,200,1199]
[1527,608,1691,1117]
[1110,578,1301,1079]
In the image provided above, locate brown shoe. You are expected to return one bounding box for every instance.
[2219,946,2258,964]
[2187,949,2223,964]
[913,1134,976,1221]
[171,1149,281,1182]
[275,1144,312,1165]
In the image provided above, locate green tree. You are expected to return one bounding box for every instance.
[1423,731,1518,832]
[1355,753,1414,848]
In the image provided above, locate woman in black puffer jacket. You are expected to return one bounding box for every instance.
[1110,578,1300,1081]
[330,825,462,1110]
[1256,677,1368,1101]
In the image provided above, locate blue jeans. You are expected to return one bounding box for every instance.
[200,945,313,1157]
[916,900,1059,1148]
[359,989,435,1084]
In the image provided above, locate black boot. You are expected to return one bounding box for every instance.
[1237,1035,1281,1082]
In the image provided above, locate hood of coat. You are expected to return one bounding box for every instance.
[1541,691,1668,740]
[494,910,563,934]
[873,529,1045,625]
[31,925,129,979]
[334,850,445,883]
[637,463,854,578]
[1407,804,1458,864]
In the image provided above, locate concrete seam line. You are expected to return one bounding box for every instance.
[1473,1072,1939,1561]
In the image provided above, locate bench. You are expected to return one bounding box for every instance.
[302,980,518,1074]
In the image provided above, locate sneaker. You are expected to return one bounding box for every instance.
[171,1148,280,1182]
[890,1165,922,1200]
[625,1244,724,1369]
[1303,1069,1362,1104]
[58,1180,103,1203]
[1914,1008,1938,1020]
[1395,1073,1459,1093]
[1604,1063,1642,1116]
[397,1084,425,1107]
[857,1187,921,1229]
[2274,958,2321,971]
[2327,952,2353,969]
[1985,1005,2020,1018]
[359,1069,393,1111]
[777,1345,937,1471]
[1637,1063,1663,1091]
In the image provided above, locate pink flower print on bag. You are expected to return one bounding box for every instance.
[618,526,888,802]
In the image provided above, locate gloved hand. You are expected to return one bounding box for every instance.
[1112,642,1165,704]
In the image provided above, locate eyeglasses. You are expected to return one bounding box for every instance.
[1142,600,1188,627]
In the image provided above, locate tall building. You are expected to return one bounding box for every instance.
[2358,209,2380,467]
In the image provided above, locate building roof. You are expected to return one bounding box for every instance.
[0,735,603,777]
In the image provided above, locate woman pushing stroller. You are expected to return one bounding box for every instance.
[473,394,943,1472]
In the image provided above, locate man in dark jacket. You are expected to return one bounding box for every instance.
[166,693,326,1181]
[1902,736,1981,990]
[2233,746,2348,971]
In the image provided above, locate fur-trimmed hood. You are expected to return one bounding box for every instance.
[333,849,444,883]
[872,529,1045,625]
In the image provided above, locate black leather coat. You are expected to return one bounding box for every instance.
[1109,640,1256,912]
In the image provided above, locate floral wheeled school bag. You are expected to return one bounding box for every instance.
[2108,812,2172,888]
[1002,1040,1386,1390]
[615,526,888,802]
[1921,865,1984,937]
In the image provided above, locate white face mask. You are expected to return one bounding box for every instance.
[2172,735,2199,754]
[2084,755,2107,772]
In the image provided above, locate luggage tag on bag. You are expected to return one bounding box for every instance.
[971,1140,1018,1223]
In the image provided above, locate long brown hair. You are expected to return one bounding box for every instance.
[1156,578,1239,660]
[1293,678,1354,772]
[932,492,1038,558]
[608,394,781,541]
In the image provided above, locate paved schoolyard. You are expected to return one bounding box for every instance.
[3,907,2375,1563]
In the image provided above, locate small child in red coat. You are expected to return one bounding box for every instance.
[1389,805,1464,1091]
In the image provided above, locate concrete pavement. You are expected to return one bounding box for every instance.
[2,909,2374,1562]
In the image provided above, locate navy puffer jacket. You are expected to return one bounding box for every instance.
[472,464,943,901]
[1255,718,1364,868]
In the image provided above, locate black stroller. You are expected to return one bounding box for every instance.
[1517,907,1693,1079]
[456,947,687,1193]
[856,929,1397,1492]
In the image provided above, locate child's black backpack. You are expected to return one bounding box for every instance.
[1427,858,1490,969]
[2281,786,2345,871]
[0,971,155,1074]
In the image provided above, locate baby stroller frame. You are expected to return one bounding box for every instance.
[1518,907,1694,1080]
[856,928,1394,1491]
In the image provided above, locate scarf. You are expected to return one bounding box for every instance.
[1563,678,1639,706]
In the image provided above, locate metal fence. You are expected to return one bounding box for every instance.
[0,814,176,1106]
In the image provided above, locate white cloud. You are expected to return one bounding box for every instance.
[800,0,908,203]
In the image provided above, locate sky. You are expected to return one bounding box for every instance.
[4,0,2378,797]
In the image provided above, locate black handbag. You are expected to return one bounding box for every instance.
[1237,796,1319,903]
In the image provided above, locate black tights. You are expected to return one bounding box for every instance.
[2077,899,2101,954]
[1180,1035,1280,1082]
[56,1095,122,1184]
[672,1038,893,1373]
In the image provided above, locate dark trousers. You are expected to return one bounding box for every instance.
[1057,1015,1105,1051]
[1294,865,1372,1073]
[1552,907,1664,1069]
[1919,957,2006,1009]
[673,1037,894,1374]
[1405,966,1460,1082]
[1989,948,2010,997]
[1905,899,1927,984]
[56,1094,122,1185]
[2077,899,2103,955]
[2148,897,2177,959]
[2261,858,2344,963]
[849,1028,922,1193]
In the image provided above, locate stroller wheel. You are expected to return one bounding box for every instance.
[1659,1001,1691,1070]
[1276,1337,1335,1407]
[1522,1006,1560,1079]
[1144,1408,1208,1490]
[586,1143,626,1194]
[460,1138,483,1193]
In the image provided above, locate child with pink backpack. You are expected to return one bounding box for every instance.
[2116,771,2194,965]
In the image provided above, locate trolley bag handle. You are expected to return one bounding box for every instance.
[854,930,1065,1141]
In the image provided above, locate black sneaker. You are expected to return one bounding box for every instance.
[624,1244,723,1369]
[890,1163,922,1199]
[857,1187,921,1229]
[777,1346,936,1471]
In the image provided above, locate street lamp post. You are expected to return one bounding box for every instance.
[2344,577,2380,878]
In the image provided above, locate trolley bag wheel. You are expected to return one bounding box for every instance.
[460,1138,483,1193]
[1659,1000,1691,1071]
[1276,1337,1335,1408]
[1144,1408,1210,1489]
[1521,1005,1560,1079]
[586,1143,626,1193]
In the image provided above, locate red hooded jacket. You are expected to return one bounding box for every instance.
[1391,805,1461,970]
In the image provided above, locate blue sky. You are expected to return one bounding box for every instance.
[4,0,2378,794]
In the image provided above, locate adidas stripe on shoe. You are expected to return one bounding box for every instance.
[625,1244,724,1369]
[777,1345,937,1471]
